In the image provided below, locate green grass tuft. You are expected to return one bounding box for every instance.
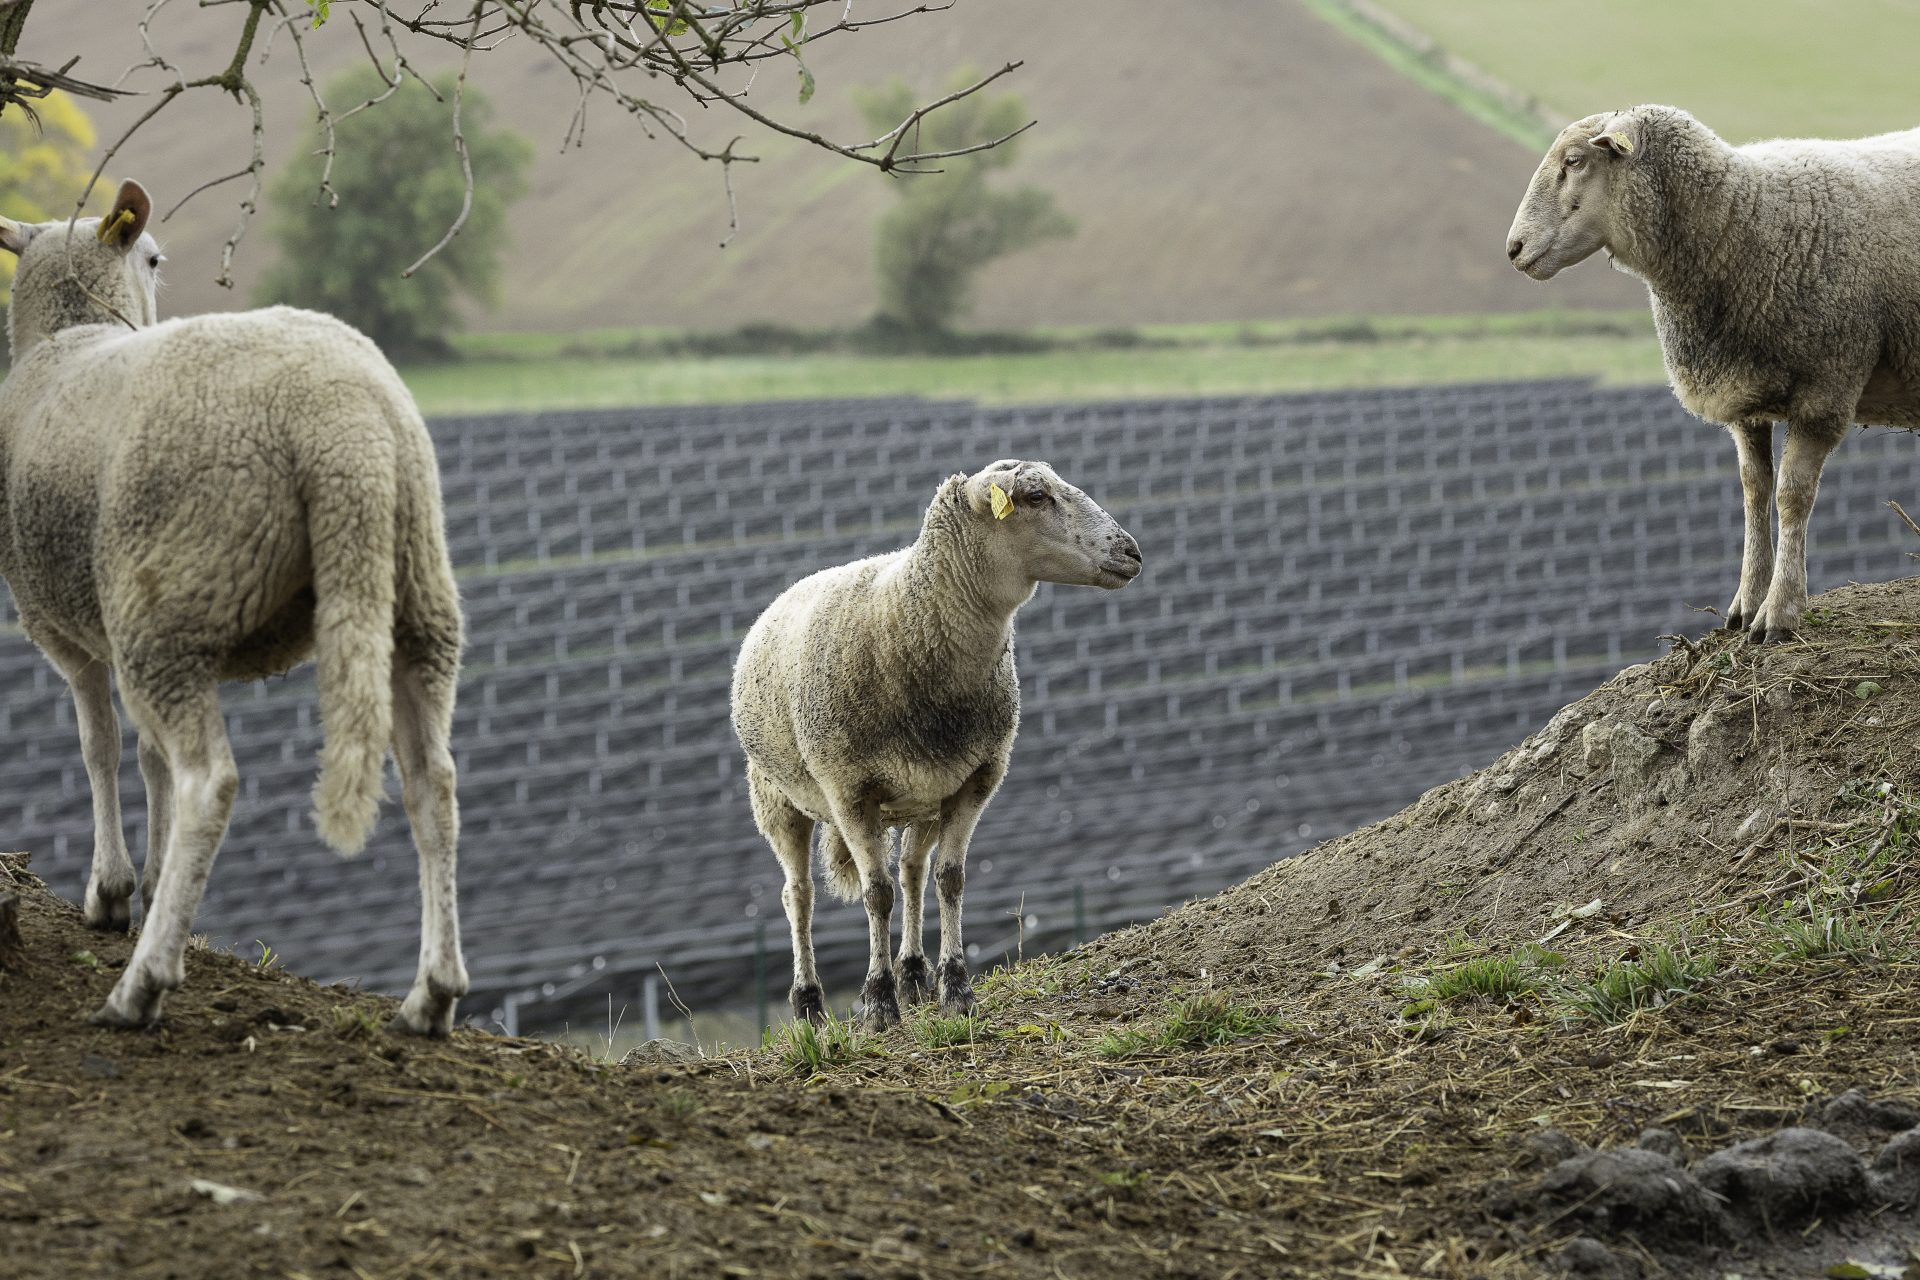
[1097,993,1283,1057]
[910,1012,987,1049]
[1558,943,1718,1024]
[764,1011,875,1076]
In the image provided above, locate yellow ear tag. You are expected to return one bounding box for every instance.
[96,208,135,244]
[990,482,1013,520]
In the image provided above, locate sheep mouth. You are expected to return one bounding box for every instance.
[1096,559,1142,588]
[1515,248,1560,280]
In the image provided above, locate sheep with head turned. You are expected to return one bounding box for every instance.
[1507,104,1920,641]
[0,180,468,1034]
[731,460,1142,1029]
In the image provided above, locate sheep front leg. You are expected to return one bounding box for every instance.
[932,764,1003,1016]
[43,646,137,933]
[894,821,939,1005]
[1724,419,1775,631]
[827,799,900,1030]
[748,765,826,1024]
[1751,418,1847,643]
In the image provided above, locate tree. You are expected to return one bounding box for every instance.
[256,68,531,359]
[0,90,97,304]
[858,72,1073,338]
[0,2,1032,288]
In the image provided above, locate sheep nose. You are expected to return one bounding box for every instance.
[1120,535,1142,565]
[1507,238,1525,262]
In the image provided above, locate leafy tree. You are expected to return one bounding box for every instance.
[0,90,97,304]
[857,71,1074,338]
[257,67,531,359]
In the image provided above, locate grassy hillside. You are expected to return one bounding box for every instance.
[6,578,1920,1277]
[405,311,1666,414]
[1369,0,1920,142]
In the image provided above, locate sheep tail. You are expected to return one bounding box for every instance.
[818,824,863,902]
[307,434,400,857]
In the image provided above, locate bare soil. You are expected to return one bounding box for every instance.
[4,577,1920,1279]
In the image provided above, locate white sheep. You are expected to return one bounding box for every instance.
[731,461,1141,1029]
[0,181,469,1034]
[1506,105,1920,641]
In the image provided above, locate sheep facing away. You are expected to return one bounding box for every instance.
[731,462,1142,1029]
[0,181,468,1034]
[1506,105,1920,641]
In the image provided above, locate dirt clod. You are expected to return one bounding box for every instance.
[1533,1147,1726,1240]
[1693,1128,1871,1225]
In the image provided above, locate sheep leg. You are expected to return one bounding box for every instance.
[932,764,1003,1016]
[1724,419,1775,631]
[48,651,136,933]
[92,680,235,1029]
[387,659,468,1037]
[1751,418,1847,643]
[748,764,826,1024]
[136,733,172,924]
[894,821,939,1005]
[827,800,900,1031]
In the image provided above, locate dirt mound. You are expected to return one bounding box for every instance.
[4,577,1920,1279]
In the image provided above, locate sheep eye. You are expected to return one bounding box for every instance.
[148,253,164,269]
[1564,154,1584,169]
[1028,490,1052,505]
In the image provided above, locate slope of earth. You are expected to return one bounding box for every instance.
[5,577,1920,1278]
[1370,0,1920,144]
[21,0,1641,331]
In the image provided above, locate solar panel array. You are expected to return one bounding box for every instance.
[3,383,1916,1028]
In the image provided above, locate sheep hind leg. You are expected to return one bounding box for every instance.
[387,657,468,1037]
[751,772,825,1024]
[136,733,172,925]
[45,647,136,934]
[1751,418,1847,644]
[1724,419,1775,631]
[894,821,938,1005]
[92,676,235,1029]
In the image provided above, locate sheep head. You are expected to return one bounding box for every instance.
[1505,110,1644,281]
[962,460,1142,591]
[3,179,163,358]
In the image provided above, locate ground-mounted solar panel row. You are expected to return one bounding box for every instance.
[3,381,1917,1030]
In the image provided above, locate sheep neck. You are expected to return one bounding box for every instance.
[886,495,1028,691]
[1614,113,1763,307]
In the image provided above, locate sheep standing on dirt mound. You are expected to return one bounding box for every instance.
[0,181,468,1034]
[1506,105,1920,642]
[731,461,1141,1029]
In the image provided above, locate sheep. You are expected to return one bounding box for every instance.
[0,180,468,1034]
[730,461,1141,1029]
[1506,105,1920,642]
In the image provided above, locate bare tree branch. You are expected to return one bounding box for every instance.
[5,0,1033,285]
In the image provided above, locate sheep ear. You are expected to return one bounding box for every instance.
[0,216,30,256]
[97,180,152,254]
[1591,129,1636,158]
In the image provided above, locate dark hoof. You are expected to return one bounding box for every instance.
[1749,625,1794,646]
[860,972,901,1031]
[937,957,975,1015]
[789,983,826,1026]
[83,881,134,933]
[1724,609,1748,632]
[896,955,935,1005]
[88,999,159,1030]
[385,1011,451,1038]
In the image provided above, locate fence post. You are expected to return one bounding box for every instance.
[641,974,661,1042]
[1073,883,1087,945]
[502,995,520,1038]
[754,919,769,1035]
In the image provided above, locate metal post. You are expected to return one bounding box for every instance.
[1074,883,1087,945]
[641,974,661,1042]
[501,995,520,1038]
[754,919,769,1034]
